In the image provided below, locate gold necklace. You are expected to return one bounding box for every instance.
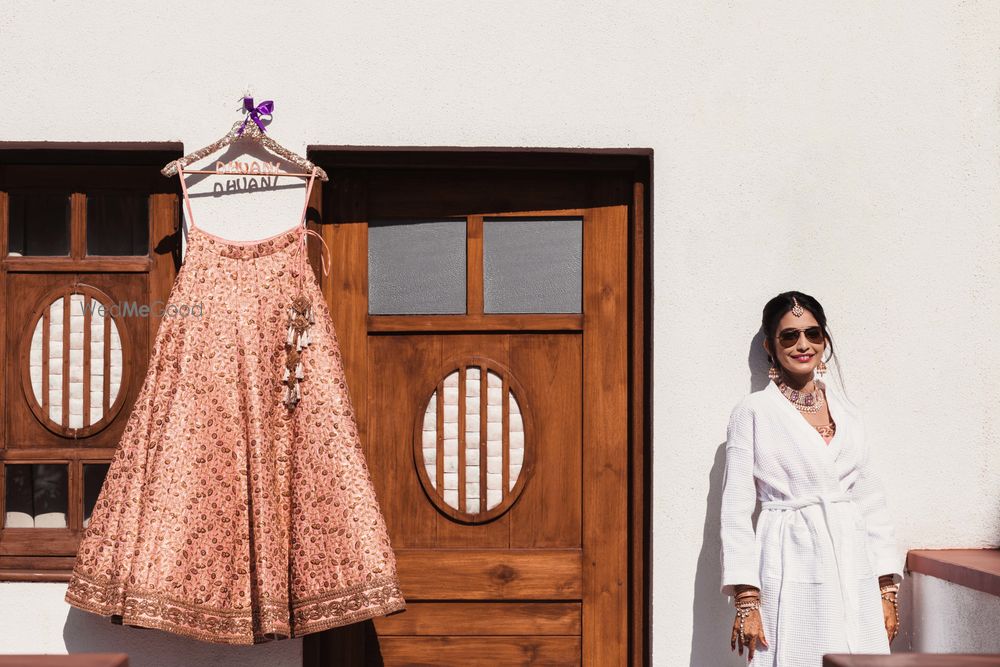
[777,379,825,414]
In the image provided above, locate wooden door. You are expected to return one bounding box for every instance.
[0,158,180,577]
[307,165,636,666]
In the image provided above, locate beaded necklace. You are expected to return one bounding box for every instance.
[777,379,825,413]
[777,378,836,439]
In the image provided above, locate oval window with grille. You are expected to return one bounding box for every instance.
[414,358,532,523]
[20,285,130,438]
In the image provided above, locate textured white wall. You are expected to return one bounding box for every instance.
[2,1,999,665]
[907,574,1000,654]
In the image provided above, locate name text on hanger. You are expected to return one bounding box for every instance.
[215,160,283,175]
[213,177,275,194]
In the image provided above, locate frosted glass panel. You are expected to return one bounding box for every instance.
[483,217,582,313]
[368,219,466,314]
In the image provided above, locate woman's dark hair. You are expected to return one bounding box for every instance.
[761,291,844,388]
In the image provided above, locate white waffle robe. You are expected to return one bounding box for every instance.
[720,380,903,666]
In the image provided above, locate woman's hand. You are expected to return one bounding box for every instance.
[882,593,899,643]
[730,607,768,661]
[879,574,899,644]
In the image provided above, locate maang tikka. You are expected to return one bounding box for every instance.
[791,296,804,317]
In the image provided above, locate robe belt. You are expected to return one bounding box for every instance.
[761,493,859,662]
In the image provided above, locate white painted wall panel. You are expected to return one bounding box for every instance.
[907,574,1000,654]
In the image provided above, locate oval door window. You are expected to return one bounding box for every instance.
[414,358,532,523]
[21,285,130,438]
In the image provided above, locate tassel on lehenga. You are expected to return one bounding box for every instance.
[282,293,315,409]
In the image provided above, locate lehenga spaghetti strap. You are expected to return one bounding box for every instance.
[177,164,320,245]
[176,165,198,238]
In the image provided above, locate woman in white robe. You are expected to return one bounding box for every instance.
[720,291,903,666]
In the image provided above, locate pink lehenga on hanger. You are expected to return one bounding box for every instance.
[64,167,405,644]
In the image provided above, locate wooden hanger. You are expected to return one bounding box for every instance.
[161,104,328,181]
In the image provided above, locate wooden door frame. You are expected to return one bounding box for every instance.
[304,147,652,667]
[0,148,183,578]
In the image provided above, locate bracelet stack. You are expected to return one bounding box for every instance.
[880,581,900,639]
[880,582,899,607]
[734,595,761,646]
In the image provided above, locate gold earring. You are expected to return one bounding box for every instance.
[769,365,780,381]
[817,360,828,377]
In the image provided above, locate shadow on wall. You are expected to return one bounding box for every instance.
[687,331,771,667]
[895,575,915,653]
[747,330,771,393]
[688,442,743,667]
[64,607,300,667]
[183,142,305,199]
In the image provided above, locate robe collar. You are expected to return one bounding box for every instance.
[765,378,846,460]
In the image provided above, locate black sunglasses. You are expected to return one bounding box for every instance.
[776,326,824,347]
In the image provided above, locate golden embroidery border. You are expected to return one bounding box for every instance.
[67,570,399,613]
[66,568,405,645]
[68,566,401,615]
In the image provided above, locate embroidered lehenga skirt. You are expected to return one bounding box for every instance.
[64,223,405,644]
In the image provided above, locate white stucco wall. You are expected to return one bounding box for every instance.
[2,2,999,665]
[905,574,1000,654]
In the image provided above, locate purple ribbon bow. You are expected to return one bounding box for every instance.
[238,97,274,136]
